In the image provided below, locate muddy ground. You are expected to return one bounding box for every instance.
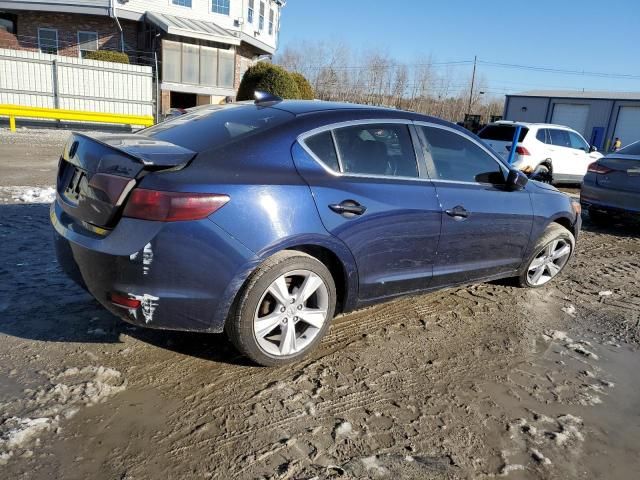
[1,129,639,479]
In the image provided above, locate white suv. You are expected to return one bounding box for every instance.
[478,121,603,183]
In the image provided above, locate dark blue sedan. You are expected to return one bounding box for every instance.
[52,97,582,365]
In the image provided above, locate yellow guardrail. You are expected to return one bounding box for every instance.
[0,104,154,132]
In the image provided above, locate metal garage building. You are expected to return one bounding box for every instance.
[503,90,640,151]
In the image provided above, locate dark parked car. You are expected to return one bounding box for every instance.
[581,140,640,225]
[52,98,582,366]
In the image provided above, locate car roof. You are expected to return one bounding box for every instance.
[492,121,576,131]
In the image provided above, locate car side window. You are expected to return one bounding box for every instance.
[568,131,589,151]
[549,129,571,148]
[536,129,548,144]
[419,126,506,184]
[332,124,418,177]
[304,131,340,171]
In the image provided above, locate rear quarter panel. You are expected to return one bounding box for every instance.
[138,124,360,312]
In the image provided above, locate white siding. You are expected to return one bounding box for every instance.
[0,48,153,118]
[122,0,280,49]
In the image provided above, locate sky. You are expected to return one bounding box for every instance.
[277,0,640,98]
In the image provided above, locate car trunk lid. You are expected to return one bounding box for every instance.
[56,133,196,229]
[595,156,640,193]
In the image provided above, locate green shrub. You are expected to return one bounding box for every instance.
[83,50,130,64]
[236,62,300,101]
[290,72,314,100]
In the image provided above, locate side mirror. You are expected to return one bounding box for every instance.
[589,145,598,153]
[506,169,528,191]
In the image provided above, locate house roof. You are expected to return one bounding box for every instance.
[508,90,640,101]
[146,12,240,46]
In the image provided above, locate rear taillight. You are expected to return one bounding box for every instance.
[123,189,229,222]
[505,145,531,155]
[587,162,613,175]
[109,292,141,309]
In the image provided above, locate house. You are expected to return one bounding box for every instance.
[0,0,285,111]
[503,90,640,151]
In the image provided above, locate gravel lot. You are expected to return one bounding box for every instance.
[1,129,639,479]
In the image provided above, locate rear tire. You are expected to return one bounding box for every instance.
[517,223,574,288]
[531,163,553,184]
[226,251,336,366]
[588,207,613,226]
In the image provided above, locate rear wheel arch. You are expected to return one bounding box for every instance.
[282,245,351,314]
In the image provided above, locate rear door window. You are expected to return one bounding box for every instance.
[420,126,506,184]
[304,131,340,171]
[536,129,548,144]
[549,129,571,148]
[478,125,528,142]
[332,123,419,178]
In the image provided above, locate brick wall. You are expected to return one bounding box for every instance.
[234,42,259,91]
[0,11,139,58]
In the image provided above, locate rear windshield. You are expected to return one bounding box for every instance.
[618,140,640,155]
[479,125,529,142]
[142,104,294,152]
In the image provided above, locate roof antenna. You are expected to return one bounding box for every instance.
[254,90,283,105]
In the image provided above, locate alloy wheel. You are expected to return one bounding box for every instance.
[253,269,329,357]
[526,239,571,286]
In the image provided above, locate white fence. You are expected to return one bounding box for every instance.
[0,48,154,117]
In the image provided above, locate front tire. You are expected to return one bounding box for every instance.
[518,223,574,288]
[226,251,336,366]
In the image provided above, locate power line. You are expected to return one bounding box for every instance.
[477,60,640,81]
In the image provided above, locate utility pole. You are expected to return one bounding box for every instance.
[467,55,477,115]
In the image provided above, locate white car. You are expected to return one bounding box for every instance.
[478,121,603,183]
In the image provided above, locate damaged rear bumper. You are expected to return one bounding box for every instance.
[51,201,257,332]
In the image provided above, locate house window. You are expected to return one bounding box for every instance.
[38,28,58,55]
[162,39,235,89]
[0,13,17,34]
[258,1,264,30]
[212,0,230,15]
[172,0,192,6]
[247,0,254,23]
[268,8,274,35]
[77,31,98,58]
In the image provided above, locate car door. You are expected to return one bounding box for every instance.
[567,131,600,179]
[415,123,534,286]
[292,120,442,302]
[547,129,577,180]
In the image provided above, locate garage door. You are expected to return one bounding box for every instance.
[613,106,640,148]
[551,104,589,136]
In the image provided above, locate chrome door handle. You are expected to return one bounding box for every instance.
[445,205,469,219]
[329,200,367,217]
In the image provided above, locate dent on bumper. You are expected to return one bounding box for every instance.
[52,202,257,332]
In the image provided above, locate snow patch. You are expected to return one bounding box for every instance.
[1,186,56,204]
[567,343,599,360]
[333,421,353,439]
[0,366,126,463]
[361,455,388,476]
[598,290,613,297]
